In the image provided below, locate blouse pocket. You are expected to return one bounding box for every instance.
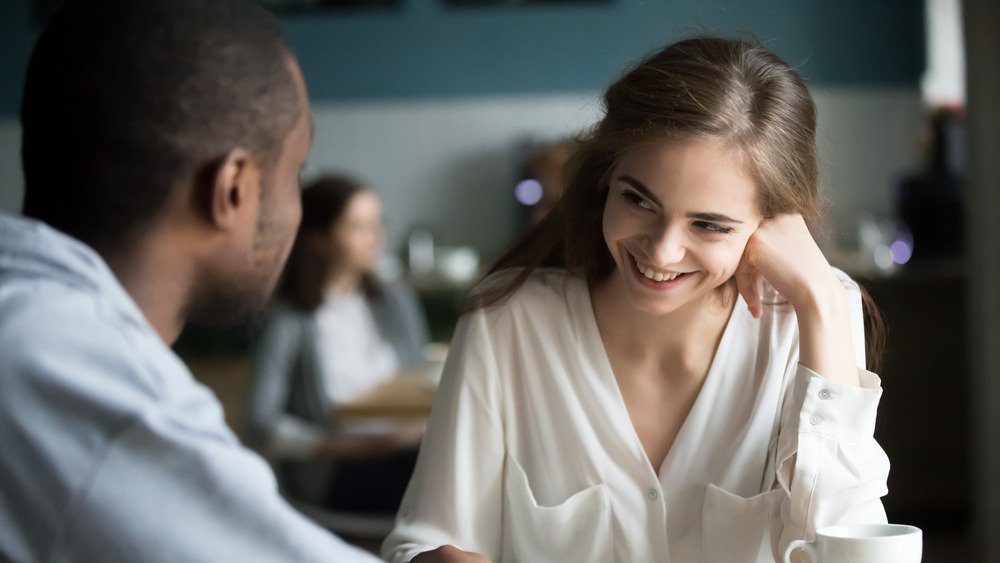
[702,484,783,563]
[501,454,613,563]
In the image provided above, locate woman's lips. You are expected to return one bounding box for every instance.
[629,253,691,290]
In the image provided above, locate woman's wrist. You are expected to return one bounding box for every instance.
[792,279,862,386]
[789,276,850,326]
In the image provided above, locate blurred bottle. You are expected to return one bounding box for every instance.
[895,108,965,260]
[407,228,435,276]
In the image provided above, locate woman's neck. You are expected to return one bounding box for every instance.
[326,268,363,294]
[589,274,737,374]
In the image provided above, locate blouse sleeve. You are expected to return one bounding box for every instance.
[772,274,890,557]
[244,307,326,460]
[382,308,506,563]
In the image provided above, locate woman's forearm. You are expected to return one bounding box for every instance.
[792,278,862,387]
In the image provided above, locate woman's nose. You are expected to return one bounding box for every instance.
[647,225,685,266]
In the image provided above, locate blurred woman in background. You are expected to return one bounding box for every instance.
[246,175,429,514]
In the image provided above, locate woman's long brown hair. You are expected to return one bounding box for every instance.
[279,175,381,312]
[465,36,885,371]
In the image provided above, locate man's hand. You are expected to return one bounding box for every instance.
[410,545,492,563]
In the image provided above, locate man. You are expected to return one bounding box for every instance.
[0,0,380,560]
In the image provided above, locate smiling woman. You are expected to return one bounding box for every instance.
[600,140,760,318]
[383,36,891,563]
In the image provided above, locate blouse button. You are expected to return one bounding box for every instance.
[647,487,659,501]
[819,389,832,400]
[809,415,823,426]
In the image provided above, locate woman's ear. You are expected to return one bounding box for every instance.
[205,148,259,230]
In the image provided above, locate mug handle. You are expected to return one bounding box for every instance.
[783,539,817,562]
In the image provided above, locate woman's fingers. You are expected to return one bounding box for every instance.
[739,213,831,312]
[736,230,766,318]
[735,259,763,319]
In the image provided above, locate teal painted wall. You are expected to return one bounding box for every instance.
[0,0,924,116]
[0,1,35,117]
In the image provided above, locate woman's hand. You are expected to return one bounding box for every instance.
[734,214,840,318]
[735,214,861,385]
[410,545,492,563]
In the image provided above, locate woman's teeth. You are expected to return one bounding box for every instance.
[637,262,680,282]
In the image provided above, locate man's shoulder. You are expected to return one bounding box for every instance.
[2,277,120,343]
[0,279,165,403]
[0,280,175,550]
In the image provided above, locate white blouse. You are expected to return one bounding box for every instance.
[382,269,889,563]
[314,289,399,404]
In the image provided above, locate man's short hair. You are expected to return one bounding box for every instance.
[20,0,302,252]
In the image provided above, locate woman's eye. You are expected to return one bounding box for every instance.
[623,190,654,210]
[694,221,733,235]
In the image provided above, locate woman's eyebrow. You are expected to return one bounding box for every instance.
[616,175,744,223]
[615,175,662,208]
[686,212,744,224]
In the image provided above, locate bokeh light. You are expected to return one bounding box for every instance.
[514,178,543,206]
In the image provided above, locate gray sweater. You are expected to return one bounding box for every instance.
[244,281,430,503]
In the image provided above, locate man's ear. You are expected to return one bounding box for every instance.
[204,148,259,230]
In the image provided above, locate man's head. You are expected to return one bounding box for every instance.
[21,0,313,327]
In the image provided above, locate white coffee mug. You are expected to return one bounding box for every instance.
[783,523,922,562]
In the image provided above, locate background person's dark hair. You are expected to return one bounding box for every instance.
[280,175,381,312]
[20,0,302,254]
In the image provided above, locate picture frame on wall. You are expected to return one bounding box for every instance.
[445,0,609,5]
[257,0,402,12]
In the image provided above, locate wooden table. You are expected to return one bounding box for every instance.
[333,369,438,421]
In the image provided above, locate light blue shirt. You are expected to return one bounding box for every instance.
[0,213,379,562]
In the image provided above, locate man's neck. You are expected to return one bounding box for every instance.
[103,236,192,346]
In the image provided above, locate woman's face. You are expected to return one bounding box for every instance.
[602,138,763,316]
[329,190,384,275]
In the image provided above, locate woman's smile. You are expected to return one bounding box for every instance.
[629,251,693,290]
